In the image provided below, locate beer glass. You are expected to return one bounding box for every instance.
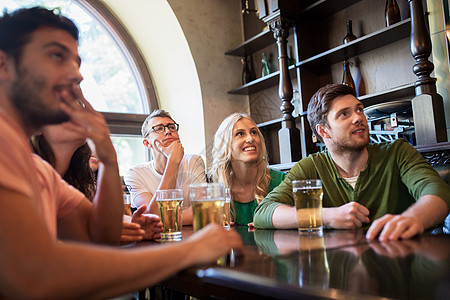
[189,183,225,231]
[223,188,232,229]
[292,179,323,233]
[156,189,183,240]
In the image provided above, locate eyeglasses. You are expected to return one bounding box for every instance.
[145,123,179,137]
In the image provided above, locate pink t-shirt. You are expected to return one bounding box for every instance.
[0,109,84,239]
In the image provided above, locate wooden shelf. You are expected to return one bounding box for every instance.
[298,18,411,69]
[256,84,415,129]
[227,18,411,95]
[225,0,362,58]
[257,118,283,128]
[300,0,362,20]
[225,29,273,57]
[415,142,450,153]
[227,65,297,95]
[360,83,415,107]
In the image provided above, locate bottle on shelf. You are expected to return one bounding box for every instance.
[291,89,301,117]
[288,46,296,66]
[261,52,270,77]
[268,53,275,73]
[343,20,357,44]
[385,0,401,27]
[248,55,256,82]
[342,57,356,91]
[241,56,252,85]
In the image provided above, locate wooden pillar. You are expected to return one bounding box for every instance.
[409,0,447,145]
[267,16,301,163]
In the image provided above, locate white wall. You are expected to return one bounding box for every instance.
[103,0,249,164]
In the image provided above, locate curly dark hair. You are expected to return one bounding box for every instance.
[0,6,79,64]
[307,84,357,142]
[30,134,95,200]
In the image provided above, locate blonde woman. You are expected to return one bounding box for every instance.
[209,113,286,226]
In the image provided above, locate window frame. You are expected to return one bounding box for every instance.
[80,0,158,135]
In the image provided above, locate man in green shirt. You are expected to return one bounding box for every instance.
[253,84,450,241]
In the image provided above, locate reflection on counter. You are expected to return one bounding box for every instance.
[243,230,450,299]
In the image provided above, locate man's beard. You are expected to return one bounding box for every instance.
[9,65,70,131]
[333,134,369,155]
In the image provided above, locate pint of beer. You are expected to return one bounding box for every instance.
[156,189,183,240]
[292,179,323,233]
[189,183,225,231]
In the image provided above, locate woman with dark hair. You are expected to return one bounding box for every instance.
[31,133,95,200]
[31,122,162,243]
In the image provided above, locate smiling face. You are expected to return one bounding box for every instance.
[6,27,82,131]
[143,116,180,149]
[317,94,369,153]
[230,118,262,164]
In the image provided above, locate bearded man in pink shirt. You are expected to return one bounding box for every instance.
[0,6,242,299]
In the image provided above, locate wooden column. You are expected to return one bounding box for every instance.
[409,0,447,145]
[267,16,301,163]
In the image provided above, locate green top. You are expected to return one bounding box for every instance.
[233,169,286,226]
[253,139,450,229]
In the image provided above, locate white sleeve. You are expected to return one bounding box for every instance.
[123,169,151,208]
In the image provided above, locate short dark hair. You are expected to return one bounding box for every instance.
[141,109,176,137]
[0,6,79,64]
[307,84,357,142]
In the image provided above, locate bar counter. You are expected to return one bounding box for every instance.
[138,226,450,299]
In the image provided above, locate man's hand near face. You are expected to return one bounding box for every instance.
[155,139,184,165]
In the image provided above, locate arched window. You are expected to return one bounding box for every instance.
[1,0,157,173]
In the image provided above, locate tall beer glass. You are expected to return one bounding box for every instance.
[189,183,225,231]
[292,179,323,233]
[156,189,183,240]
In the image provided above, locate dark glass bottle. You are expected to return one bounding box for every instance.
[288,46,296,66]
[241,56,251,85]
[385,0,401,27]
[342,57,355,91]
[343,20,357,44]
[248,55,256,82]
[268,53,275,73]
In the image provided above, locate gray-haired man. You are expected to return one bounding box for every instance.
[124,109,206,224]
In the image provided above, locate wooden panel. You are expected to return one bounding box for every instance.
[298,19,411,69]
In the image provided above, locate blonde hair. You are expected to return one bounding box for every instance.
[209,113,270,203]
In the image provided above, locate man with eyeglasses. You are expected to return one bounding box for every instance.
[0,7,242,299]
[124,109,206,224]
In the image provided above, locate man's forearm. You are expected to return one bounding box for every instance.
[150,157,181,214]
[156,157,180,191]
[402,195,449,229]
[272,205,298,229]
[90,161,123,244]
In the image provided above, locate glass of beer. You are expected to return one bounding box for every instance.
[156,189,183,241]
[223,188,232,229]
[189,183,225,231]
[292,179,323,233]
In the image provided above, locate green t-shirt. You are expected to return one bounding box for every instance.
[233,169,286,226]
[254,139,450,229]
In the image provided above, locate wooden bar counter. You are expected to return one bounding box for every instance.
[137,226,450,299]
